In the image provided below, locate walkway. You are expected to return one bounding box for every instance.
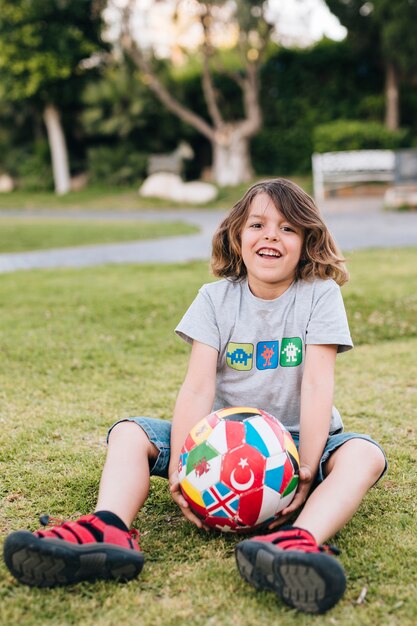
[0,209,222,273]
[0,197,416,273]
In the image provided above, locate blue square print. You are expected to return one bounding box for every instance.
[256,341,279,370]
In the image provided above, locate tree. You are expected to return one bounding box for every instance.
[324,0,417,130]
[115,0,274,186]
[0,0,107,194]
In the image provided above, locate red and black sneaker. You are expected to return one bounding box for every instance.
[235,525,346,614]
[3,514,144,587]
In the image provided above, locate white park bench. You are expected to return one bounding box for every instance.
[312,150,396,202]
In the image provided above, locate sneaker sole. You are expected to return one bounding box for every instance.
[235,540,346,614]
[3,531,144,587]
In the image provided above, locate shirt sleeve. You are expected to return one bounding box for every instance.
[306,281,353,353]
[175,286,220,351]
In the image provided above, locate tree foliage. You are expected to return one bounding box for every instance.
[81,60,184,149]
[0,0,107,103]
[324,0,417,76]
[1,2,416,188]
[0,0,109,192]
[117,0,276,184]
[323,0,417,128]
[313,119,409,153]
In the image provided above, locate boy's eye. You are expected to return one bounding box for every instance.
[249,222,262,228]
[282,226,295,233]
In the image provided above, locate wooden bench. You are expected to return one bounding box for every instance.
[312,150,396,202]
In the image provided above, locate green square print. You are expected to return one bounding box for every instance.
[280,337,303,367]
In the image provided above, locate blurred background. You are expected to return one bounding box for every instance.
[0,0,415,199]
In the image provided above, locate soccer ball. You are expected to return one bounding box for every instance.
[178,407,299,533]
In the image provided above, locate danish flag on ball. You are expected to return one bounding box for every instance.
[178,407,299,533]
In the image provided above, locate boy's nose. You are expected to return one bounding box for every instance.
[264,229,279,241]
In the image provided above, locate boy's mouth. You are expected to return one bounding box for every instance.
[256,247,282,258]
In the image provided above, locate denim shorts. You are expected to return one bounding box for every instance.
[107,417,387,482]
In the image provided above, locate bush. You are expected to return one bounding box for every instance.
[87,144,148,186]
[313,120,410,153]
[252,125,313,175]
[1,142,54,191]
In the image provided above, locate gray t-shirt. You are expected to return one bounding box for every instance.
[175,277,353,434]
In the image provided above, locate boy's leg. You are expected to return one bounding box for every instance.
[294,438,386,543]
[96,420,160,528]
[235,436,387,614]
[3,417,171,587]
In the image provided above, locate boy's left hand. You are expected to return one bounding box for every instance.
[169,470,210,531]
[267,465,313,530]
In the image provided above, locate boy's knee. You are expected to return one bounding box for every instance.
[109,419,137,437]
[326,438,386,482]
[367,443,386,480]
[347,439,386,481]
[108,420,159,460]
[109,420,148,445]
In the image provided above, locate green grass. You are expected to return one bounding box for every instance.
[0,176,312,212]
[0,248,416,626]
[0,218,198,253]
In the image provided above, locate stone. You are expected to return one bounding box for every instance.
[139,173,217,204]
[0,174,15,192]
[384,185,417,210]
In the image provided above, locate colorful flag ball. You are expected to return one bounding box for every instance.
[178,407,299,533]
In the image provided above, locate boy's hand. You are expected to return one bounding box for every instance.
[267,465,314,530]
[169,470,210,531]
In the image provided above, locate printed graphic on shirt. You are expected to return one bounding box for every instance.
[226,342,254,371]
[256,341,279,370]
[280,337,303,367]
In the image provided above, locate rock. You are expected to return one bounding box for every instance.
[385,185,417,210]
[0,174,15,192]
[174,181,218,204]
[140,173,181,199]
[139,173,218,204]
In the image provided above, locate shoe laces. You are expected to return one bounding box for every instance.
[319,543,340,555]
[129,528,139,540]
[39,514,66,527]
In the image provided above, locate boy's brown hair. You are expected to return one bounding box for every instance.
[211,178,349,286]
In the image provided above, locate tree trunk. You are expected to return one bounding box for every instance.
[384,61,400,131]
[212,129,254,186]
[43,103,71,195]
[121,33,260,187]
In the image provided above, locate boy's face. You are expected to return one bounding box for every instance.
[240,192,303,300]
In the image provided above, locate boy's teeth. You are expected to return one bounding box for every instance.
[259,250,280,257]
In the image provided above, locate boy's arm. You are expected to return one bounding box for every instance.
[168,339,218,529]
[269,343,337,527]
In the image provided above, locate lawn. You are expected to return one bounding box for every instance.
[0,248,416,626]
[0,176,312,213]
[0,218,198,253]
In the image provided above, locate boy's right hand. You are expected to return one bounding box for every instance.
[169,470,210,531]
